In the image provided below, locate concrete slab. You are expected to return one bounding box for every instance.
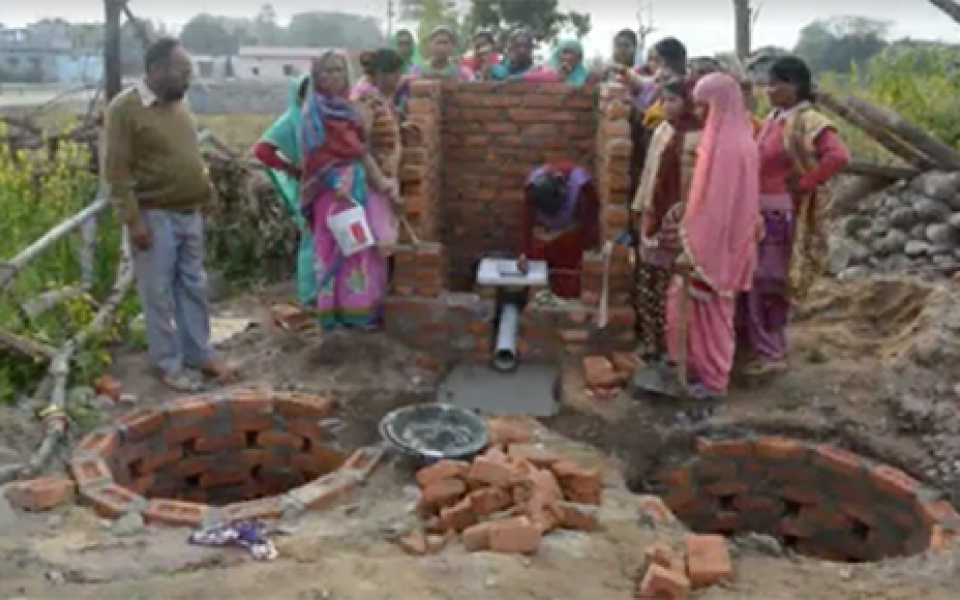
[437,363,560,417]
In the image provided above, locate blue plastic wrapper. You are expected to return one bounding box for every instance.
[188,519,278,561]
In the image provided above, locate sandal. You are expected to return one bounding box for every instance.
[160,371,201,393]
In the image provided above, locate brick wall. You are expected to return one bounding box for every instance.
[388,81,637,364]
[439,82,596,291]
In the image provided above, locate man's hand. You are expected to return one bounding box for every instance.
[129,221,152,252]
[516,254,529,274]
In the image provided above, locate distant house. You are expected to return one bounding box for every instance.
[190,54,232,80]
[0,23,101,84]
[233,47,320,80]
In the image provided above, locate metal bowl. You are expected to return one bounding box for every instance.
[379,403,489,462]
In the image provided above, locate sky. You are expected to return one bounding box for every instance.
[4,0,960,57]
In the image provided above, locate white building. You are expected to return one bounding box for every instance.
[232,46,323,80]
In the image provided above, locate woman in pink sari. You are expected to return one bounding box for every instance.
[300,51,399,330]
[665,72,761,399]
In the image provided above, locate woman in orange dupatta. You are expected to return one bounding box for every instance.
[666,72,761,399]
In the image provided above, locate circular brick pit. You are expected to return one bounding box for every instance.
[70,389,383,527]
[652,436,958,562]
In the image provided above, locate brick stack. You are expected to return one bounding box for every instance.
[70,389,383,527]
[384,81,637,366]
[655,436,960,562]
[582,352,645,399]
[398,444,603,556]
[635,535,733,599]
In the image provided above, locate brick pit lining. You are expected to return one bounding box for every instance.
[653,437,959,562]
[71,389,383,527]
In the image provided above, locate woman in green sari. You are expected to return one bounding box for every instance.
[251,75,317,307]
[392,29,423,74]
[549,38,589,85]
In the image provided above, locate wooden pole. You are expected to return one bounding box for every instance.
[104,0,124,101]
[733,0,752,61]
[927,0,960,26]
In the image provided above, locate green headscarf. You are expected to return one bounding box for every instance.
[260,75,308,169]
[392,29,423,74]
[258,74,317,307]
[550,38,589,85]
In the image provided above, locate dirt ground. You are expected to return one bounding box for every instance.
[2,274,960,599]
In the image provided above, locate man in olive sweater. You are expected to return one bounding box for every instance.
[104,37,233,392]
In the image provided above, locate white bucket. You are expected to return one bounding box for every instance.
[326,205,375,257]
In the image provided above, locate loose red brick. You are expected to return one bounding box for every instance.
[416,459,470,488]
[418,478,467,512]
[929,525,955,551]
[439,497,477,532]
[70,457,113,489]
[224,497,284,521]
[468,455,519,487]
[341,446,384,480]
[143,499,207,527]
[488,516,541,554]
[754,436,807,460]
[462,521,493,552]
[642,543,683,573]
[273,392,335,420]
[469,486,512,516]
[507,445,563,469]
[871,464,920,499]
[487,418,532,446]
[920,498,960,526]
[5,477,76,511]
[610,352,644,375]
[639,495,676,524]
[84,483,140,518]
[583,356,620,388]
[93,374,121,400]
[558,501,599,531]
[636,564,690,599]
[194,432,247,453]
[813,445,863,478]
[287,473,357,510]
[397,531,428,555]
[685,534,733,588]
[117,408,165,440]
[226,388,274,416]
[76,428,120,457]
[695,437,753,458]
[551,461,602,505]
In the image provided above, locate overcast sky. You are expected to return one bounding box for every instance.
[5,0,960,56]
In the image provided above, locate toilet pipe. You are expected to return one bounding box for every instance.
[492,300,521,373]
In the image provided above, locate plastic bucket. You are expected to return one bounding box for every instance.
[326,205,374,257]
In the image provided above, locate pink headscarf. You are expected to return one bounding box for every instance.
[681,73,760,295]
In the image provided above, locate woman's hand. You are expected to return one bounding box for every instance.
[334,177,352,201]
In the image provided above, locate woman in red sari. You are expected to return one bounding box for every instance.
[665,72,761,399]
[518,161,600,299]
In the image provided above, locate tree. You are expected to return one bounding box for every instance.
[466,0,591,42]
[417,0,459,46]
[180,14,239,56]
[794,16,890,73]
[253,4,282,45]
[287,12,385,49]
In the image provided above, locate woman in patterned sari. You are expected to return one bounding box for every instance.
[409,26,473,81]
[631,76,703,363]
[300,51,399,330]
[738,55,849,376]
[252,75,316,308]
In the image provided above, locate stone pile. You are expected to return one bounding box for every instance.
[831,172,960,278]
[397,444,603,556]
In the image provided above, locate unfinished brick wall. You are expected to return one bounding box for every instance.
[439,82,597,291]
[387,81,636,364]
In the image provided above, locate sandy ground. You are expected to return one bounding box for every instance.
[2,274,960,599]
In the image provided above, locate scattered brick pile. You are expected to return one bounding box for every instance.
[582,352,644,399]
[5,476,76,512]
[636,534,733,599]
[398,442,603,556]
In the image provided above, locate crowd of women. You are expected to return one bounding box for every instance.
[251,25,852,402]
